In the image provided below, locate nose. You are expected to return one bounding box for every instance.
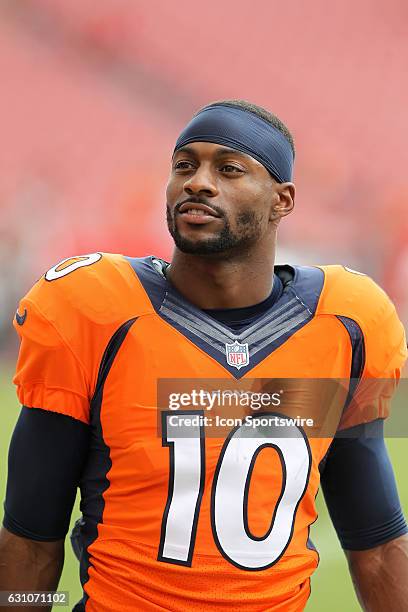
[183,165,218,197]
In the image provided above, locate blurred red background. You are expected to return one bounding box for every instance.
[1,0,407,350]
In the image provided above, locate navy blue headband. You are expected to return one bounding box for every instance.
[174,104,294,183]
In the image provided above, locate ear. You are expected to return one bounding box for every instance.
[270,182,295,220]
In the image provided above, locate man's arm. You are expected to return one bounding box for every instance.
[345,534,408,611]
[0,526,64,593]
[320,419,408,611]
[0,407,89,610]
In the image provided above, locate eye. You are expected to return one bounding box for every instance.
[174,160,195,171]
[220,164,244,173]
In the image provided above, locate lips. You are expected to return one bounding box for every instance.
[178,201,220,217]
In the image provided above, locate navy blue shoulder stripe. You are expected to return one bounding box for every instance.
[92,317,138,405]
[336,316,366,411]
[74,317,138,612]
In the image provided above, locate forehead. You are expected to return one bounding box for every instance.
[173,141,264,167]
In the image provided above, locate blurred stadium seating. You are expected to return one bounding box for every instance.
[1,0,408,351]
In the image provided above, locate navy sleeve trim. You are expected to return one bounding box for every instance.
[320,419,408,550]
[339,508,408,551]
[3,511,66,542]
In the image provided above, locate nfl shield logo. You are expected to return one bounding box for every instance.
[225,340,249,370]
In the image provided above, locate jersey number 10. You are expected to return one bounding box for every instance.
[158,411,312,571]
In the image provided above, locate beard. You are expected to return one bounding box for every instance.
[166,206,264,256]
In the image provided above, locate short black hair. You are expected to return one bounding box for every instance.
[195,99,295,158]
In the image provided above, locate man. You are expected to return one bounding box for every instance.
[1,99,408,611]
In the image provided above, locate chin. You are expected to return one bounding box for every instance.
[174,236,227,256]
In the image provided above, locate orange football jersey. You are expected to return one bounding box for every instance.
[13,253,407,611]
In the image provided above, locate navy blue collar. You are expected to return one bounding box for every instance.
[125,256,324,378]
[204,275,283,331]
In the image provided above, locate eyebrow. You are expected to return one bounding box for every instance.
[173,145,252,160]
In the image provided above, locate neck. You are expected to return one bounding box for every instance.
[167,243,277,310]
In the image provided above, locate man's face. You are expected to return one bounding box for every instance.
[166,142,281,257]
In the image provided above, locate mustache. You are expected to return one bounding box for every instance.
[174,196,225,217]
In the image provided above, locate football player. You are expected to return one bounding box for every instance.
[1,100,408,611]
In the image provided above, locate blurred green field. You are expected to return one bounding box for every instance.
[1,364,407,611]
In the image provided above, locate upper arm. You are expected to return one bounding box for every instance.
[12,253,130,424]
[6,257,123,541]
[320,419,407,551]
[4,407,89,541]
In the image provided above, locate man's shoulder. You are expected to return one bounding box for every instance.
[306,264,399,334]
[279,263,391,320]
[290,264,406,374]
[17,252,155,330]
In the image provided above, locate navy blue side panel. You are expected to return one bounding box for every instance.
[336,316,365,380]
[306,537,317,552]
[337,316,366,410]
[125,257,325,378]
[74,317,138,612]
[305,486,320,570]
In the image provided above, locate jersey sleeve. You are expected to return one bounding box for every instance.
[13,289,91,424]
[338,276,407,430]
[12,253,148,425]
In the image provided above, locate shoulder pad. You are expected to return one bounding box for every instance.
[317,265,406,377]
[13,253,153,411]
[317,265,391,325]
[25,252,153,327]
